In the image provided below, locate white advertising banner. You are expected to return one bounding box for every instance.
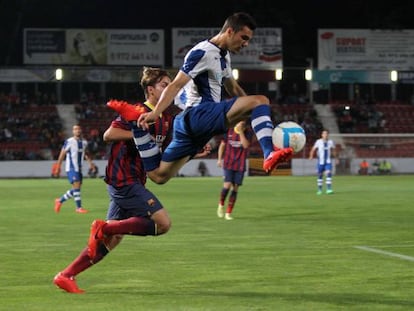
[172,27,283,69]
[106,29,164,65]
[318,29,414,70]
[23,28,164,66]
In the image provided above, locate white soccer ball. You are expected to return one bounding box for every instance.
[272,121,306,153]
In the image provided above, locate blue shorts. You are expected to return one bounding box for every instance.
[106,183,163,220]
[66,171,82,184]
[223,169,245,186]
[162,98,236,162]
[317,163,332,174]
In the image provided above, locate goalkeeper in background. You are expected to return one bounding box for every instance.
[53,124,94,214]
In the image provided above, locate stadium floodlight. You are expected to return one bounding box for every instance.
[275,69,283,81]
[305,69,312,81]
[55,68,63,81]
[232,69,239,80]
[390,70,398,82]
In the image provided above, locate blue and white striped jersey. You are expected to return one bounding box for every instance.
[312,139,335,165]
[179,40,232,107]
[63,137,88,173]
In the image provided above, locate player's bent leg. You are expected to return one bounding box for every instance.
[131,126,162,171]
[104,234,123,251]
[147,158,190,184]
[226,95,270,126]
[151,209,171,235]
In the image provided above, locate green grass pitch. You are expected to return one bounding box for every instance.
[1,175,414,311]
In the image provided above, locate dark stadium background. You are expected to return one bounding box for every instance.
[1,0,413,67]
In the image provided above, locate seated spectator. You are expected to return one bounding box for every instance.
[88,162,99,178]
[378,160,392,175]
[198,161,209,177]
[358,159,369,175]
[372,159,380,175]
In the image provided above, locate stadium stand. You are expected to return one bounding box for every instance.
[329,100,414,158]
[0,92,64,160]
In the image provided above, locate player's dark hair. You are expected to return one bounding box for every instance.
[220,12,257,33]
[140,67,170,97]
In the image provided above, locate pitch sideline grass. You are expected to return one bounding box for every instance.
[0,175,413,310]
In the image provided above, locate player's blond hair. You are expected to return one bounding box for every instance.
[140,67,170,98]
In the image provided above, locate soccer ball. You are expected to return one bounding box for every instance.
[272,121,306,153]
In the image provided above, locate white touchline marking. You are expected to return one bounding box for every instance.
[355,246,414,262]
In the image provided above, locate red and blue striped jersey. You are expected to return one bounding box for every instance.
[222,127,252,172]
[104,102,174,187]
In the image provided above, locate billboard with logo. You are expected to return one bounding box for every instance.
[318,29,414,70]
[172,28,283,69]
[24,28,164,66]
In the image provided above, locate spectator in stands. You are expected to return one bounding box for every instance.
[80,92,88,106]
[372,159,380,175]
[379,159,392,175]
[358,159,369,175]
[53,124,94,214]
[379,117,387,132]
[197,161,209,177]
[3,127,13,141]
[87,162,99,178]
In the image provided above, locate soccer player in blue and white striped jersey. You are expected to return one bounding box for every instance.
[309,129,337,194]
[108,12,293,185]
[54,124,94,213]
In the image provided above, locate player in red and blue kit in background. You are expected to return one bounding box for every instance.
[53,67,176,293]
[217,120,251,220]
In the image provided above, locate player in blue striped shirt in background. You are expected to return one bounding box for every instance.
[309,129,337,195]
[54,124,94,214]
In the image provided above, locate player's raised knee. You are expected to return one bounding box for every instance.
[251,94,269,106]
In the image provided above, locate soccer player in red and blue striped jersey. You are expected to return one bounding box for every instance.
[217,120,252,220]
[53,67,175,293]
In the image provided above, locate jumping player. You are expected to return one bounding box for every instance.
[107,12,293,185]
